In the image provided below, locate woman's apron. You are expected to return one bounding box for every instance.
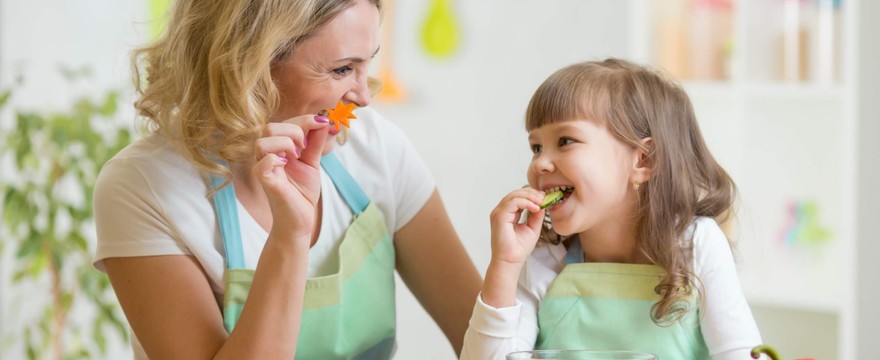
[211,153,396,359]
[535,240,709,359]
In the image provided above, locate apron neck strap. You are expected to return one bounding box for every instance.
[211,152,370,269]
[320,152,369,215]
[211,175,246,269]
[565,238,584,264]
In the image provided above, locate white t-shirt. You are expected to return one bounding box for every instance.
[93,107,435,358]
[461,217,763,360]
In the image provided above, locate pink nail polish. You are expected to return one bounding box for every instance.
[278,156,288,164]
[295,147,302,157]
[314,115,329,123]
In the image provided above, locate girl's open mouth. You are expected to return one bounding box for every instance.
[540,186,574,209]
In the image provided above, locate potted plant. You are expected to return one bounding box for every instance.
[0,73,132,360]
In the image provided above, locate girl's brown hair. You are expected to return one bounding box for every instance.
[526,58,736,324]
[131,0,380,178]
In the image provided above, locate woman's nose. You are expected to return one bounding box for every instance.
[344,73,371,107]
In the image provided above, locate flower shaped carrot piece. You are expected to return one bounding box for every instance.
[325,101,357,131]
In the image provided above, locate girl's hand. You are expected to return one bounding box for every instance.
[489,187,546,266]
[253,115,330,239]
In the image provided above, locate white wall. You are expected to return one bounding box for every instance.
[0,0,631,359]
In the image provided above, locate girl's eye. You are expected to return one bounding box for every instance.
[558,137,575,147]
[530,144,542,154]
[332,66,353,77]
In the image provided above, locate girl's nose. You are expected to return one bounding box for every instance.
[532,154,555,174]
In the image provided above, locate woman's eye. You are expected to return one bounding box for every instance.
[332,66,353,77]
[530,144,542,154]
[558,137,575,147]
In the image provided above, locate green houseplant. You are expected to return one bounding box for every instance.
[0,74,132,360]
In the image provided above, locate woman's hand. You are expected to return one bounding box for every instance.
[488,187,545,266]
[253,115,330,239]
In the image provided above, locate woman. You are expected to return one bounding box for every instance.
[93,0,481,358]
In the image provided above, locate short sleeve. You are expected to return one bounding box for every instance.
[93,158,189,271]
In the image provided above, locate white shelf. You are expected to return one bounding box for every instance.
[630,0,857,357]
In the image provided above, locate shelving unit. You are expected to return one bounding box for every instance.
[628,0,865,358]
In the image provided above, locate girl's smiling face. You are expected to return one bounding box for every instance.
[527,119,638,236]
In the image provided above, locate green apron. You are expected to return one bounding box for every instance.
[211,153,396,359]
[535,240,709,359]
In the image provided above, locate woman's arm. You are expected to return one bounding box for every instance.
[394,189,482,355]
[104,232,310,360]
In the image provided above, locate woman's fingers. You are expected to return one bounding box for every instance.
[257,115,331,161]
[298,126,329,167]
[252,153,288,187]
[255,135,299,163]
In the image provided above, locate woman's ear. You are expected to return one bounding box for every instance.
[630,137,653,184]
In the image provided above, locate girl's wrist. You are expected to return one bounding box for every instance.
[481,260,524,308]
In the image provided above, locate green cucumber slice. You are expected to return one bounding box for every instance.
[540,190,564,209]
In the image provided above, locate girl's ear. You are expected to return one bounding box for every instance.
[630,137,653,184]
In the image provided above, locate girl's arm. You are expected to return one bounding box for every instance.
[394,189,482,355]
[694,218,764,360]
[460,188,547,359]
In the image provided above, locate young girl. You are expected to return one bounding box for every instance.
[461,58,763,360]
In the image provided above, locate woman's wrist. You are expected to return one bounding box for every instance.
[266,226,313,251]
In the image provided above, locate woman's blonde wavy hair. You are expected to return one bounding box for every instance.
[132,0,381,178]
[526,58,736,325]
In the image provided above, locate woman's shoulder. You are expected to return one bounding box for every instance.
[96,134,206,200]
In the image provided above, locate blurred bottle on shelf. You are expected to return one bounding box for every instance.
[782,0,810,81]
[656,0,690,79]
[655,0,734,81]
[781,0,842,83]
[689,0,734,80]
[814,0,842,83]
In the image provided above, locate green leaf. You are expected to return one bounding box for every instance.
[92,324,107,353]
[0,89,11,109]
[99,91,119,117]
[15,231,43,258]
[3,188,25,228]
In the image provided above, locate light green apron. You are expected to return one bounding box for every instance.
[211,153,396,359]
[535,240,709,359]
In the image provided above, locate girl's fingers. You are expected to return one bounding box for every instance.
[497,188,545,210]
[492,197,541,225]
[524,208,545,232]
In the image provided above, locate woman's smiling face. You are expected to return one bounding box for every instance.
[270,0,380,131]
[526,119,638,236]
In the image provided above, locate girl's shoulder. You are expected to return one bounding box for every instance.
[687,216,729,248]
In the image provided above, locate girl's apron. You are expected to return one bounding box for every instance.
[535,240,709,359]
[211,153,396,359]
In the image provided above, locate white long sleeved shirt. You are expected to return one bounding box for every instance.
[461,217,763,360]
